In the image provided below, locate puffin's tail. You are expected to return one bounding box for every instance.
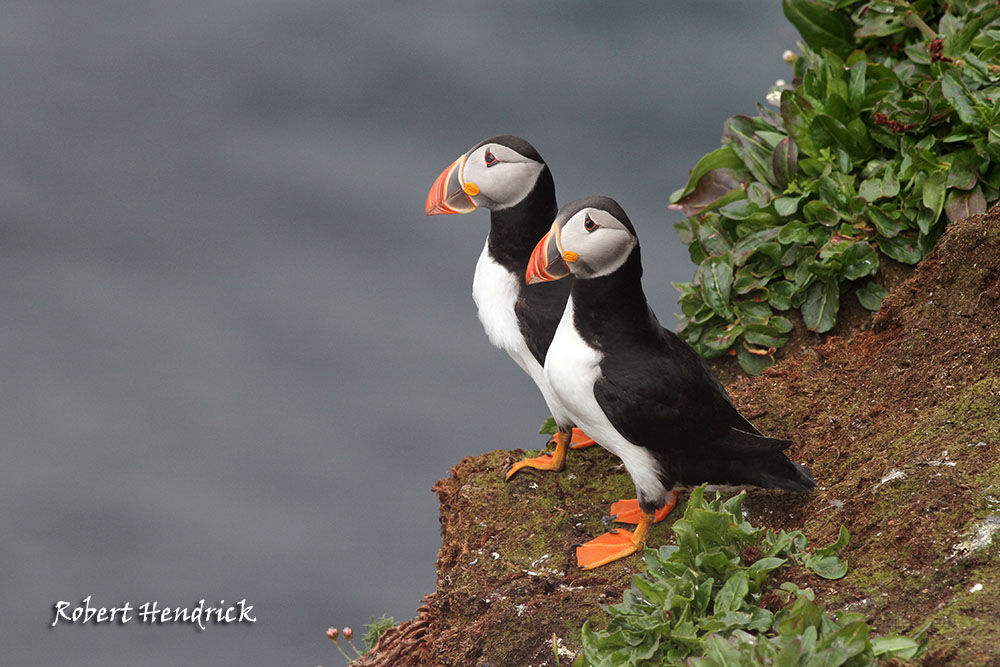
[708,428,814,492]
[746,453,815,492]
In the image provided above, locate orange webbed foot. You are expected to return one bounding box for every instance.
[567,428,597,450]
[576,528,642,569]
[576,511,654,569]
[505,429,573,481]
[609,490,679,524]
[504,453,565,481]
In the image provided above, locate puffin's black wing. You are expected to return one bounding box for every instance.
[515,278,572,365]
[593,326,783,459]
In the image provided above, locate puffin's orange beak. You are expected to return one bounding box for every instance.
[526,222,571,284]
[425,154,477,215]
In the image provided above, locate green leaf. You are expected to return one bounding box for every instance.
[781,90,820,158]
[777,220,814,244]
[855,12,906,38]
[812,113,869,158]
[744,327,788,349]
[814,525,850,556]
[877,235,922,264]
[921,170,947,227]
[771,316,793,333]
[847,59,866,110]
[871,636,923,659]
[748,557,787,575]
[858,173,899,201]
[816,620,869,654]
[738,345,777,375]
[841,241,879,280]
[944,7,1000,58]
[735,300,773,326]
[732,228,781,266]
[944,149,979,190]
[946,185,987,222]
[702,323,743,356]
[782,0,855,57]
[670,170,746,217]
[855,281,889,311]
[696,256,735,318]
[768,281,797,311]
[867,205,901,238]
[538,416,558,436]
[774,196,803,216]
[671,147,745,203]
[670,146,747,216]
[698,218,733,256]
[941,68,984,129]
[714,571,749,614]
[801,279,839,333]
[724,116,780,187]
[802,199,840,227]
[733,271,771,296]
[771,136,799,189]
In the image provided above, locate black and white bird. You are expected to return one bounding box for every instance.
[427,137,628,480]
[526,196,815,569]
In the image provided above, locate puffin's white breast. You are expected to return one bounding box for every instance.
[545,298,668,506]
[472,241,549,392]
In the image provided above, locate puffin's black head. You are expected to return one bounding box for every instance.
[526,196,638,284]
[425,135,548,215]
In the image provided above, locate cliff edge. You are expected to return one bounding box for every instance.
[357,206,1000,666]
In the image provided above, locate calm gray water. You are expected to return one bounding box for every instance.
[2,2,796,664]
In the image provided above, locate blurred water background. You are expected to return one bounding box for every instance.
[1,2,796,664]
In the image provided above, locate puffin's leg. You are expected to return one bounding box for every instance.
[609,490,679,525]
[576,510,653,570]
[505,428,571,481]
[568,428,597,450]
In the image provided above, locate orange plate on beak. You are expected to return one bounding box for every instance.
[526,223,571,284]
[426,155,477,215]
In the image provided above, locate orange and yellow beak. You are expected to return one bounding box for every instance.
[425,154,478,215]
[526,222,573,284]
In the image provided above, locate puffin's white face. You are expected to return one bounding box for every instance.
[525,200,637,285]
[425,139,545,215]
[557,207,636,279]
[460,143,544,211]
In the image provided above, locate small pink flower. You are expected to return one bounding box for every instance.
[343,627,353,640]
[326,627,339,641]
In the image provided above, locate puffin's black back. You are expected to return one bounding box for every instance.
[572,246,814,492]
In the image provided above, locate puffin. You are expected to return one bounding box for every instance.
[426,137,666,523]
[424,137,610,476]
[526,196,815,569]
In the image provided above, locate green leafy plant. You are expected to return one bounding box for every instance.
[574,487,926,666]
[363,614,396,652]
[539,416,559,437]
[671,0,1000,374]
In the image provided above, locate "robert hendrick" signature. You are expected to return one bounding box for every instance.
[50,596,256,631]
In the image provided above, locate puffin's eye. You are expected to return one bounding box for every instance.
[484,149,498,167]
[584,215,599,232]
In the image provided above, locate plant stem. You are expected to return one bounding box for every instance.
[896,1,937,40]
